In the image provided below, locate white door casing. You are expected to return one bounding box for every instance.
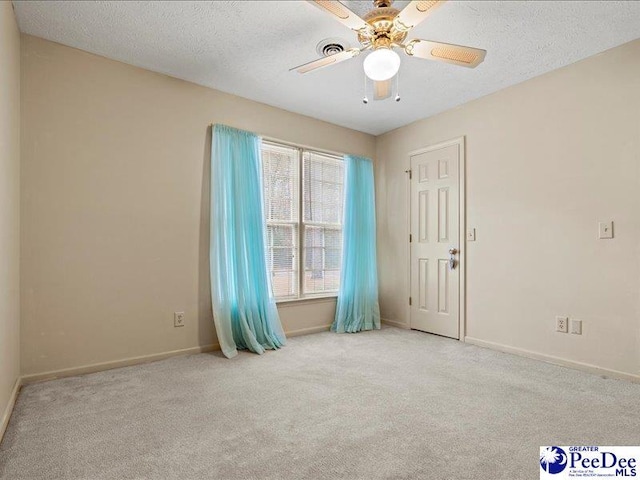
[409,138,464,339]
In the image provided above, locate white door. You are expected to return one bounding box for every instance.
[410,143,460,339]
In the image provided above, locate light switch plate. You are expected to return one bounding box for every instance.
[174,312,185,328]
[598,221,613,239]
[466,228,476,242]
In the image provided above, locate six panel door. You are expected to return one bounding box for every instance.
[410,144,460,339]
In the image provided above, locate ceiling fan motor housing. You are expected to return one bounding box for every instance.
[359,7,407,49]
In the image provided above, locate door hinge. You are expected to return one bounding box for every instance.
[409,297,412,306]
[406,169,412,180]
[409,233,412,243]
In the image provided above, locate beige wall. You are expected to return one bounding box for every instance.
[20,35,375,376]
[376,39,640,377]
[0,1,21,428]
[19,32,640,380]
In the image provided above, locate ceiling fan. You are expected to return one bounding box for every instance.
[292,0,486,100]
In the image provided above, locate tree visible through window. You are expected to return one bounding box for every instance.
[262,142,344,299]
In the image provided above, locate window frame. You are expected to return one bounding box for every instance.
[262,139,344,303]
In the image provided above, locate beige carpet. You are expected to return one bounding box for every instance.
[1,326,639,479]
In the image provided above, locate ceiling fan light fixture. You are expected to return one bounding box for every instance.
[363,48,400,81]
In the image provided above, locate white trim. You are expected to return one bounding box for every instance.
[381,318,410,329]
[407,136,467,341]
[262,137,344,161]
[21,343,220,385]
[458,137,467,342]
[405,151,411,336]
[465,336,640,384]
[0,377,21,444]
[277,295,337,306]
[298,145,304,299]
[20,323,335,386]
[286,325,332,337]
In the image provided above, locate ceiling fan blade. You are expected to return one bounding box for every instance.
[308,1,370,33]
[290,48,361,74]
[405,40,486,68]
[374,80,392,100]
[394,1,446,31]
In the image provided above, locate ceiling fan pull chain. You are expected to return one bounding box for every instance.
[363,74,369,104]
[395,70,401,102]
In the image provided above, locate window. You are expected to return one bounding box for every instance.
[262,141,344,300]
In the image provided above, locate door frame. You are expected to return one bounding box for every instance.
[406,136,466,341]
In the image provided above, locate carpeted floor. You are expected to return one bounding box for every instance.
[1,327,639,480]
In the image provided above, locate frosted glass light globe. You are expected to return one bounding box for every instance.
[363,48,401,81]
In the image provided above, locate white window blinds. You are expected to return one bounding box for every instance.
[262,142,344,300]
[303,151,344,295]
[262,143,299,298]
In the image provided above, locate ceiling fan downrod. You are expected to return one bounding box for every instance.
[373,0,394,8]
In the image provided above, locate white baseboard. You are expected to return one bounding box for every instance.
[381,318,410,329]
[21,324,333,385]
[1,377,21,445]
[286,325,332,337]
[21,343,220,385]
[465,336,640,384]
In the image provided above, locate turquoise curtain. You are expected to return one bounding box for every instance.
[210,124,286,358]
[332,155,381,333]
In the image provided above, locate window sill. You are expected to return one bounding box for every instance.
[276,295,338,307]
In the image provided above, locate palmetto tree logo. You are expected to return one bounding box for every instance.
[540,446,568,474]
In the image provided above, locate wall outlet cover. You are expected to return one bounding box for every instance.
[556,316,568,333]
[174,312,185,328]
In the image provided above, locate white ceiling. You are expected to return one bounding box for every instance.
[13,1,640,135]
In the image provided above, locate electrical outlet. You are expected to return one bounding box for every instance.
[556,316,568,333]
[570,319,582,335]
[174,312,185,328]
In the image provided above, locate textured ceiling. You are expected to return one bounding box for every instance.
[13,1,640,135]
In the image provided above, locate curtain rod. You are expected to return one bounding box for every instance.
[208,123,346,160]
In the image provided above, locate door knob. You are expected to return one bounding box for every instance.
[448,248,458,270]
